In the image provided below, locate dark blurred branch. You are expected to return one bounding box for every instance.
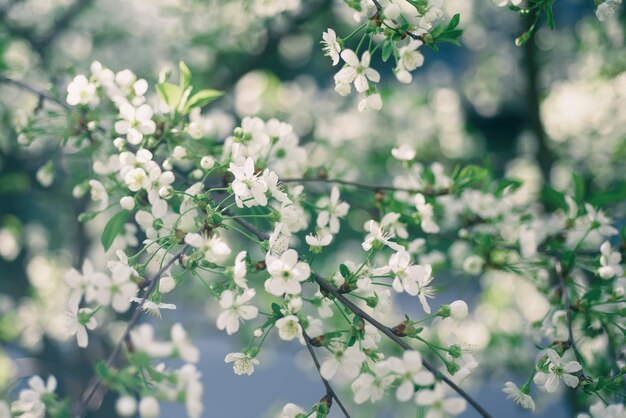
[217,0,332,87]
[0,0,93,60]
[280,176,449,196]
[555,261,585,367]
[522,14,554,180]
[302,329,352,418]
[0,75,70,110]
[74,245,189,418]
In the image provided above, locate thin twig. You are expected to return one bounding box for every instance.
[74,245,189,418]
[370,0,425,42]
[302,329,352,418]
[555,261,585,367]
[280,177,448,197]
[0,75,70,110]
[232,217,492,418]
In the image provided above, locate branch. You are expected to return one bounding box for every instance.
[0,75,70,110]
[280,177,449,197]
[302,329,352,418]
[370,0,425,42]
[555,261,585,367]
[521,15,554,180]
[231,217,492,418]
[73,245,189,418]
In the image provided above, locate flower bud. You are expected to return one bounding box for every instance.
[120,196,135,210]
[254,328,263,338]
[200,156,215,170]
[173,145,187,160]
[113,137,125,150]
[139,396,159,418]
[187,122,204,139]
[449,300,468,320]
[159,186,174,199]
[158,276,176,294]
[116,396,137,417]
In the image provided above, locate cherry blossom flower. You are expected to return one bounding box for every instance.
[185,232,232,263]
[414,382,467,417]
[533,349,582,393]
[321,28,341,65]
[265,249,311,296]
[10,375,57,418]
[229,157,269,207]
[316,186,349,233]
[216,289,259,335]
[279,403,306,418]
[320,343,366,380]
[66,302,97,348]
[386,351,435,401]
[335,50,380,93]
[66,75,99,106]
[276,315,302,341]
[578,401,626,418]
[395,40,424,84]
[351,364,395,404]
[502,381,535,411]
[114,103,156,145]
[95,263,138,313]
[362,219,404,252]
[225,352,259,375]
[389,250,435,313]
[171,323,200,363]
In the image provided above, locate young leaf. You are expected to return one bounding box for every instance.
[382,41,393,62]
[156,82,182,109]
[101,210,130,251]
[182,89,223,114]
[179,61,192,89]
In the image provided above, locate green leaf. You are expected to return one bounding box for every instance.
[95,361,110,379]
[101,210,130,251]
[494,178,523,196]
[179,61,192,89]
[573,173,585,203]
[182,89,223,114]
[446,13,460,31]
[541,185,567,211]
[156,82,182,109]
[271,303,282,316]
[545,5,555,30]
[382,41,393,62]
[339,264,351,279]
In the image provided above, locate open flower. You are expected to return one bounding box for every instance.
[216,289,259,335]
[114,103,156,145]
[335,50,380,93]
[502,381,535,411]
[320,343,366,380]
[66,75,99,106]
[533,349,582,393]
[229,157,268,207]
[321,28,341,65]
[66,302,97,348]
[386,351,435,402]
[316,186,349,233]
[185,232,232,263]
[389,250,435,313]
[225,352,259,376]
[265,249,311,296]
[275,315,301,341]
[10,375,57,418]
[415,382,466,417]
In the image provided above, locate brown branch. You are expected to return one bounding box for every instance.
[280,177,449,197]
[74,245,189,418]
[231,217,492,418]
[0,75,70,110]
[302,329,352,418]
[555,261,585,367]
